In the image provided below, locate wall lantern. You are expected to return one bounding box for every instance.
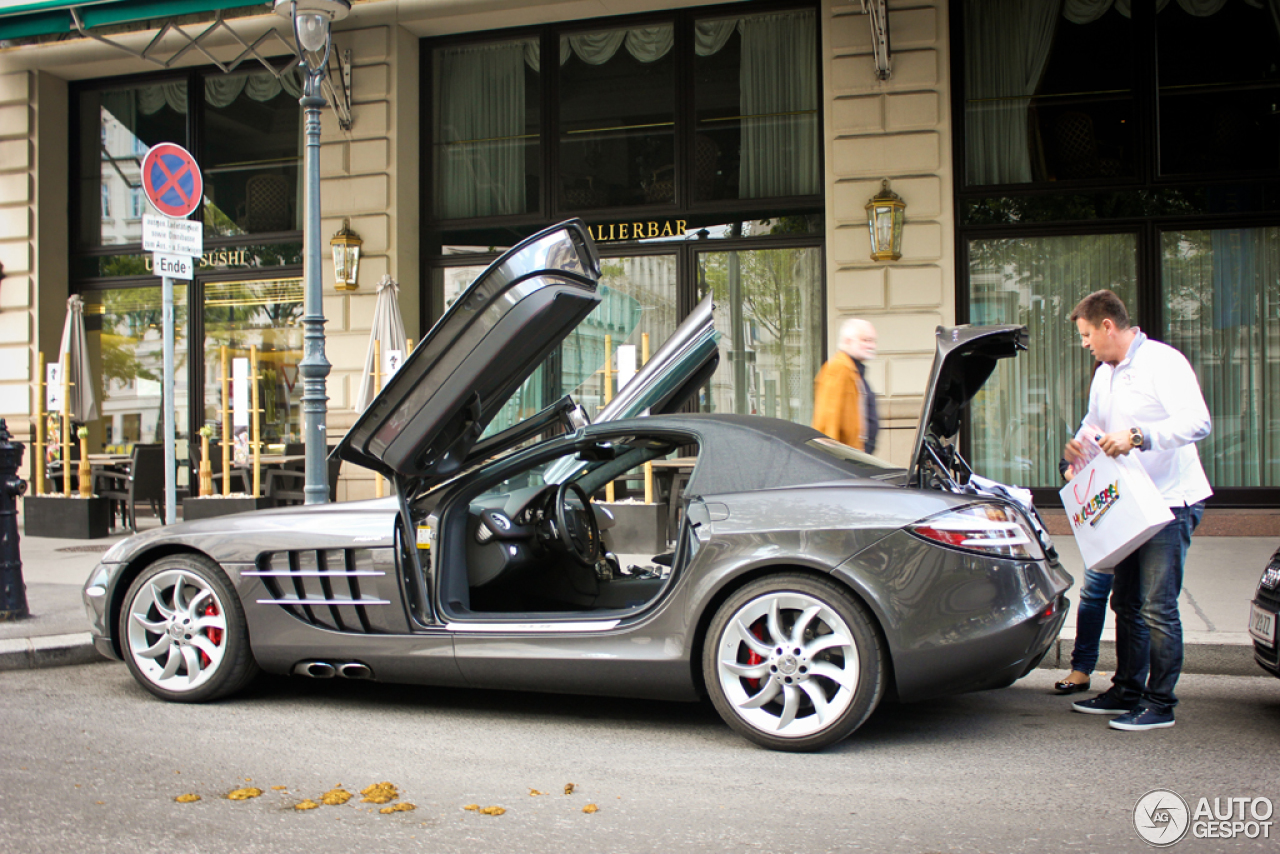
[330,218,362,291]
[865,179,906,262]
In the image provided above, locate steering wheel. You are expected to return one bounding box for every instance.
[553,481,600,566]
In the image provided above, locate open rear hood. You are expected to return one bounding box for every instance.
[334,220,602,484]
[908,324,1029,484]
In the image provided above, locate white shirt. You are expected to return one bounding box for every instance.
[1080,329,1212,507]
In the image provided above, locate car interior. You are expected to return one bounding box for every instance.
[430,433,699,620]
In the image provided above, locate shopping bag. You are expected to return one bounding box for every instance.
[1059,451,1174,571]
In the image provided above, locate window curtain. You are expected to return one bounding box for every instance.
[1162,227,1280,487]
[739,10,818,198]
[964,0,1059,185]
[1064,0,1280,27]
[203,70,303,108]
[968,233,1137,487]
[435,41,527,219]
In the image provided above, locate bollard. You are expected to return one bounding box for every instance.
[0,419,28,621]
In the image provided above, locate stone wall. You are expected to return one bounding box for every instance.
[317,26,420,500]
[823,0,952,469]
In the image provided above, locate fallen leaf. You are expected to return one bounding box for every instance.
[564,783,576,795]
[380,803,416,814]
[479,806,506,816]
[175,794,200,803]
[529,788,545,797]
[463,804,479,811]
[583,804,599,814]
[295,800,319,811]
[227,787,263,801]
[271,786,288,791]
[321,788,352,806]
[360,782,398,805]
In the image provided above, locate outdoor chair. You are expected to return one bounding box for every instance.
[265,453,341,506]
[94,443,167,532]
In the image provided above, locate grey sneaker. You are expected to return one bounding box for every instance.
[1109,707,1175,731]
[1072,692,1134,715]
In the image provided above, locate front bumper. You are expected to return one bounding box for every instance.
[82,561,121,662]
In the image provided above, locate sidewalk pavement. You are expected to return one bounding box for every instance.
[0,518,1272,678]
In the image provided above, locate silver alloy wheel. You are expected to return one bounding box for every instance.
[125,568,228,692]
[715,591,860,738]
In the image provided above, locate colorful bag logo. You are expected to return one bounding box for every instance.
[1071,476,1122,530]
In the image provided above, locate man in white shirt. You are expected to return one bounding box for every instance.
[1063,290,1211,731]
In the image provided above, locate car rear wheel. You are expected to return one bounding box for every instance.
[119,554,259,702]
[704,573,884,751]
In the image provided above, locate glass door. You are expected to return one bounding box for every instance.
[695,245,823,423]
[84,285,190,454]
[202,277,304,452]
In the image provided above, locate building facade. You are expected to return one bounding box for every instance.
[0,0,1275,506]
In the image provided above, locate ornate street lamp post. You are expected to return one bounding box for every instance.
[274,0,349,504]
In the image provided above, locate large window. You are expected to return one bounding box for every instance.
[202,278,305,446]
[425,4,823,438]
[433,37,540,219]
[427,3,819,222]
[84,286,190,453]
[956,1,1280,503]
[72,66,306,477]
[75,65,302,250]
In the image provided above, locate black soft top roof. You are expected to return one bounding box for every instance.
[601,413,898,497]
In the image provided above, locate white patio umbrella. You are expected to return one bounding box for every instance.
[58,294,99,423]
[354,274,408,411]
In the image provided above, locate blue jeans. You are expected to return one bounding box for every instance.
[1069,568,1123,674]
[1107,502,1204,715]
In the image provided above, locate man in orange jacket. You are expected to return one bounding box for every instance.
[812,318,879,454]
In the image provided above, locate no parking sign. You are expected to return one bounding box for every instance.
[140,142,203,218]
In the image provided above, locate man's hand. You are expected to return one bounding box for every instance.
[1096,429,1137,457]
[1064,438,1086,467]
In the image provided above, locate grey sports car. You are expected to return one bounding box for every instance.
[83,220,1071,751]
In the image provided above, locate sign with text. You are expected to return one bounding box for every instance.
[143,214,203,257]
[152,253,194,280]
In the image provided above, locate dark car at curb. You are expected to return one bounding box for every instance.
[83,219,1071,752]
[1250,547,1280,677]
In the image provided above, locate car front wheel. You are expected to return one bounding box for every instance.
[704,573,884,751]
[119,554,259,702]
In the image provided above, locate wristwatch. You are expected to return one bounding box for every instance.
[1130,426,1145,450]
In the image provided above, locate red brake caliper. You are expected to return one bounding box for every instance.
[745,619,766,691]
[201,600,222,667]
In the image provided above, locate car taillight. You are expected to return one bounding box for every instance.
[910,503,1045,560]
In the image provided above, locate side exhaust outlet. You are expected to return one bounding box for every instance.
[339,662,373,680]
[293,661,337,678]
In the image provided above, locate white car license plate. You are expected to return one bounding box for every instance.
[1249,602,1276,647]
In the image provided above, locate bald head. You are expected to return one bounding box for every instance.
[838,318,877,362]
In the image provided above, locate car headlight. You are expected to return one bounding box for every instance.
[910,503,1045,561]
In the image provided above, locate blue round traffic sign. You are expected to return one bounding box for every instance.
[141,143,203,218]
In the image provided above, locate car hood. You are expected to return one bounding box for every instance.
[334,220,602,483]
[908,323,1028,483]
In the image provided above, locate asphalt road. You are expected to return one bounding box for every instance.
[1,662,1278,854]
